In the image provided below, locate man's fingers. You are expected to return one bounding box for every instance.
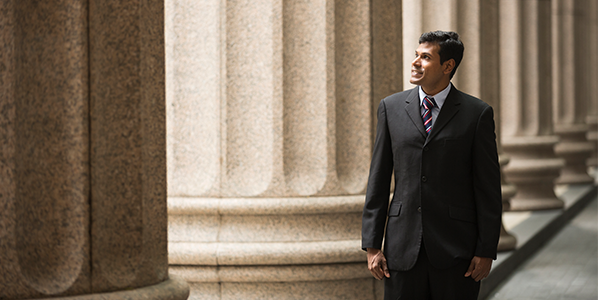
[367,250,388,280]
[370,263,383,280]
[369,262,382,280]
[464,260,475,277]
[467,256,492,281]
[473,268,489,282]
[473,271,486,282]
[373,258,386,280]
[383,262,390,278]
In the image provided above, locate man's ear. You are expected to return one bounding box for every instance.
[443,59,455,75]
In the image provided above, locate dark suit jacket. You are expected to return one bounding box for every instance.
[361,85,502,271]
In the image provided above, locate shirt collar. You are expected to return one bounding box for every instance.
[418,82,452,110]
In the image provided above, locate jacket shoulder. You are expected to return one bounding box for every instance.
[381,87,418,106]
[452,88,492,112]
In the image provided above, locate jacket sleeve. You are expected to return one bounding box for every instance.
[361,98,394,251]
[472,105,503,259]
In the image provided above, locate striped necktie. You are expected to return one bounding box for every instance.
[422,96,436,134]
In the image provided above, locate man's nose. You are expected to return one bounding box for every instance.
[412,57,420,67]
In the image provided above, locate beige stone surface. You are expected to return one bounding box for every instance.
[165,0,222,197]
[26,277,189,300]
[554,125,595,184]
[220,279,373,300]
[166,0,380,297]
[217,213,360,242]
[500,0,565,211]
[371,0,402,133]
[186,283,221,300]
[225,0,284,197]
[283,0,338,196]
[498,155,518,251]
[552,0,594,184]
[171,263,369,282]
[166,0,378,199]
[170,209,360,244]
[335,0,372,194]
[587,1,598,168]
[168,195,364,215]
[170,240,363,266]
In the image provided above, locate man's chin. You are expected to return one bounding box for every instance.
[409,78,420,85]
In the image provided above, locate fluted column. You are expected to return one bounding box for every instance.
[402,0,516,251]
[166,0,401,299]
[499,0,564,212]
[586,0,598,170]
[552,0,595,184]
[0,1,188,299]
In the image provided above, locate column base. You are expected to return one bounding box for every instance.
[555,172,596,185]
[168,195,373,299]
[588,158,598,169]
[503,136,565,211]
[498,155,517,252]
[554,124,595,184]
[27,277,189,300]
[509,197,565,211]
[172,264,376,300]
[497,224,517,252]
[586,115,597,168]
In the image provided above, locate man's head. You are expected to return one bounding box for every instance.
[418,31,464,79]
[410,31,464,95]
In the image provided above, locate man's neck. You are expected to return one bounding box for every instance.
[421,81,450,97]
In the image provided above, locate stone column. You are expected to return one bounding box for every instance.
[166,0,401,299]
[401,0,517,250]
[552,0,595,184]
[586,0,598,170]
[499,0,565,211]
[0,1,188,299]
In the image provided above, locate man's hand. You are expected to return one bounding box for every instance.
[464,256,492,282]
[367,248,390,280]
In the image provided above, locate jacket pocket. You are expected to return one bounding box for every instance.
[388,201,402,217]
[449,205,477,223]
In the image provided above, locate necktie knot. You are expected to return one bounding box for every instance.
[423,96,436,110]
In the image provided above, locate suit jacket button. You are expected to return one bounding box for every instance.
[423,146,429,151]
[422,176,427,182]
[417,207,422,212]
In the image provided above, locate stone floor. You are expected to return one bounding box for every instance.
[486,197,597,300]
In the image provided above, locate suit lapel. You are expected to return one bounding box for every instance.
[426,86,461,144]
[404,89,427,138]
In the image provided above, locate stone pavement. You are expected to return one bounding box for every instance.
[486,197,597,300]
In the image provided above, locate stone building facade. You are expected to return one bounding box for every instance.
[0,0,596,300]
[165,0,597,299]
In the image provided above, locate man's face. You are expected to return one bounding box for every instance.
[409,42,451,94]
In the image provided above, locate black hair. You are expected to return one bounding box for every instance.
[419,31,464,79]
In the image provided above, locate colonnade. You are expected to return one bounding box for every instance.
[166,1,597,299]
[1,0,592,299]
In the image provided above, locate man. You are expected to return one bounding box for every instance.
[361,31,502,299]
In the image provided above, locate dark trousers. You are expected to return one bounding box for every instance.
[384,242,480,300]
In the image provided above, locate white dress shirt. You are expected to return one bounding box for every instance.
[418,82,452,129]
